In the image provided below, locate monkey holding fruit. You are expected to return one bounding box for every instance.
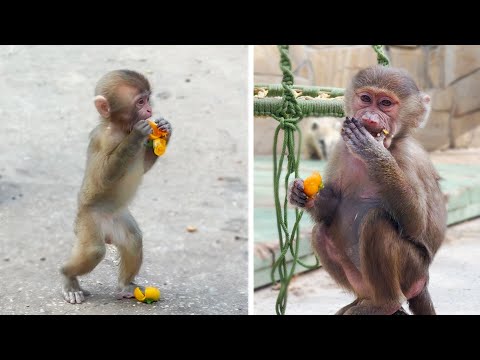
[290,66,446,315]
[60,70,172,304]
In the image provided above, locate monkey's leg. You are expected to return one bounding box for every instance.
[60,211,106,304]
[408,286,436,315]
[312,224,352,291]
[113,210,143,299]
[344,299,403,315]
[335,298,360,315]
[346,209,407,315]
[311,224,365,315]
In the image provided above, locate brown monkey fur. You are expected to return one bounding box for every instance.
[289,66,446,315]
[60,70,172,304]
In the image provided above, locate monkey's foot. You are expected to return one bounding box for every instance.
[393,307,409,315]
[343,300,401,315]
[116,283,137,300]
[335,299,360,315]
[62,277,90,304]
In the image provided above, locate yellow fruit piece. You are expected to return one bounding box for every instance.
[148,120,168,140]
[153,138,167,156]
[382,129,389,135]
[303,171,324,197]
[134,286,161,304]
[134,287,146,301]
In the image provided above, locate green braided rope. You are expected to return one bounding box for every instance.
[373,45,390,66]
[270,45,319,315]
[254,97,345,118]
[254,84,345,118]
[255,84,345,98]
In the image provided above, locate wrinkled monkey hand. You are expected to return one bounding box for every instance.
[341,117,388,163]
[155,117,172,140]
[289,179,315,209]
[132,120,153,140]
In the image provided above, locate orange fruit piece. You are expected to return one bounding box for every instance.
[134,286,161,304]
[303,171,324,197]
[153,138,167,156]
[147,120,168,140]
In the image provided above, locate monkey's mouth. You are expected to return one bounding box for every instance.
[374,129,389,138]
[356,116,390,139]
[364,126,389,138]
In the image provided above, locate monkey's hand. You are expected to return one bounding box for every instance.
[341,117,389,163]
[289,179,315,209]
[155,117,172,139]
[132,120,153,140]
[312,185,340,225]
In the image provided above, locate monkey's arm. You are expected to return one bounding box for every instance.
[143,148,158,173]
[311,185,340,225]
[342,118,426,238]
[370,154,426,237]
[101,122,151,184]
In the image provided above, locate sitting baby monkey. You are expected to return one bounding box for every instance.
[60,70,172,304]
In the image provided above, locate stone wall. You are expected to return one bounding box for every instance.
[254,45,480,154]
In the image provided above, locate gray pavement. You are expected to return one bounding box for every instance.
[0,45,248,314]
[254,216,480,315]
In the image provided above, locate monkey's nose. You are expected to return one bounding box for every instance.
[361,113,380,126]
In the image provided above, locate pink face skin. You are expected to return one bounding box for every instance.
[133,91,152,121]
[352,88,400,149]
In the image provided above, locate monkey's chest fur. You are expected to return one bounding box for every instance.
[113,152,145,203]
[331,158,385,269]
[335,195,383,269]
[79,148,146,212]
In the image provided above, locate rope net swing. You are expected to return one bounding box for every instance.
[254,45,390,315]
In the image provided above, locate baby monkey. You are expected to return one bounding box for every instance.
[60,70,172,304]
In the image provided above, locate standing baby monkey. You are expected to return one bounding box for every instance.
[290,66,446,315]
[61,70,172,304]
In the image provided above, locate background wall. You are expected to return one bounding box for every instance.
[254,45,480,154]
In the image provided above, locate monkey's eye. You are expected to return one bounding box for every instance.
[137,99,145,106]
[381,99,392,107]
[360,95,371,103]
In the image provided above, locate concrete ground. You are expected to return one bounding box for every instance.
[255,216,480,315]
[0,45,248,314]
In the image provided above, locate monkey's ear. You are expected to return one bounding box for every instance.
[94,96,111,118]
[417,93,431,129]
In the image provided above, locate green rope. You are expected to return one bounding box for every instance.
[255,84,345,98]
[269,45,319,315]
[373,45,390,66]
[254,84,345,118]
[254,97,345,118]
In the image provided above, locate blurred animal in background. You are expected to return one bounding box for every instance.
[302,117,342,160]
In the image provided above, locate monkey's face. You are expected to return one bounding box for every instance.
[352,87,400,149]
[113,85,152,126]
[131,91,152,122]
